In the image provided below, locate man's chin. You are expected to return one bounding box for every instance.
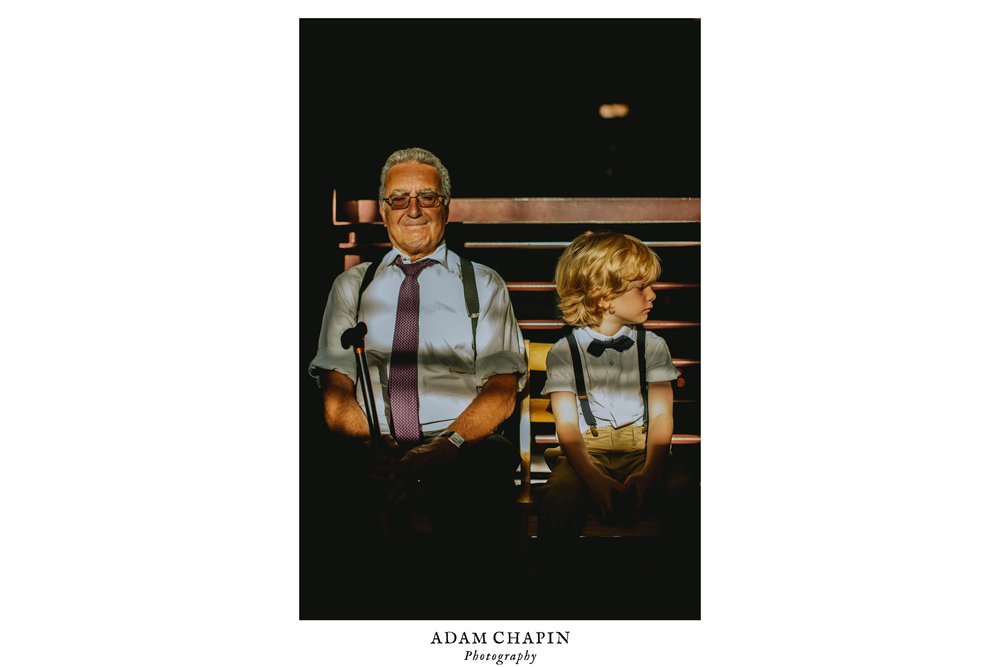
[397,243,434,259]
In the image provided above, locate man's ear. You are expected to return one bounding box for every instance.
[442,201,450,224]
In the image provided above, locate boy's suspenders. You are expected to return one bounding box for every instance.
[565,333,601,437]
[565,323,649,436]
[637,323,648,428]
[355,255,480,359]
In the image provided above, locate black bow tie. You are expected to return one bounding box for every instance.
[587,335,634,357]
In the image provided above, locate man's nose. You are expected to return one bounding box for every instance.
[406,196,423,217]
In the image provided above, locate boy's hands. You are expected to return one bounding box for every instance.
[623,469,657,518]
[581,469,626,521]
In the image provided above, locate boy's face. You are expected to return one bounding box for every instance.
[604,283,656,326]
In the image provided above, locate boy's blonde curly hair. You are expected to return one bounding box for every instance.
[555,231,661,327]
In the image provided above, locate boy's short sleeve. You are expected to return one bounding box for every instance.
[645,330,682,383]
[540,338,577,396]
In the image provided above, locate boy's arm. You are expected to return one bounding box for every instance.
[550,391,624,520]
[642,381,675,478]
[624,381,674,511]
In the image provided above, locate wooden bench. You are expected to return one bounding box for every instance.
[332,192,700,537]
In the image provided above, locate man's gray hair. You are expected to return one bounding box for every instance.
[378,147,452,203]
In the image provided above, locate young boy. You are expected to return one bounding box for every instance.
[538,231,681,540]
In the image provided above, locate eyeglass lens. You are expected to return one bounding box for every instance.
[387,194,442,209]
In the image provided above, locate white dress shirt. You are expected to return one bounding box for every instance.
[541,325,680,432]
[309,243,527,436]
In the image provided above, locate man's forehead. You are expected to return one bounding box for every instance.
[385,162,441,192]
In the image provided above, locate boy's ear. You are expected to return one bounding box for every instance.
[592,291,608,312]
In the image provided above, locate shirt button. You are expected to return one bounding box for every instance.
[609,361,614,366]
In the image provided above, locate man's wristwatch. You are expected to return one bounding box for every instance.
[439,430,465,448]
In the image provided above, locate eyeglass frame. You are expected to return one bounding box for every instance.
[381,192,447,210]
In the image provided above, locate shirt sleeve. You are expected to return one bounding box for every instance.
[540,338,577,396]
[472,266,528,391]
[307,265,366,385]
[645,330,681,383]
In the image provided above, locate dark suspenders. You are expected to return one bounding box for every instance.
[356,261,379,320]
[460,256,479,357]
[565,332,600,437]
[565,323,648,435]
[637,322,648,428]
[356,254,480,358]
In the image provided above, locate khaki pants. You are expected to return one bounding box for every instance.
[538,425,650,539]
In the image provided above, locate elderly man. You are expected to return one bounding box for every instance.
[309,147,526,543]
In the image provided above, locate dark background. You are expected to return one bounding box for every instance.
[300,18,700,619]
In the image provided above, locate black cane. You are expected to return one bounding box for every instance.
[340,322,379,444]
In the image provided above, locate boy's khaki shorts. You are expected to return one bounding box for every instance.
[538,425,652,534]
[544,424,647,480]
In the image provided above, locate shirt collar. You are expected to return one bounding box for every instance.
[380,243,457,275]
[581,325,634,343]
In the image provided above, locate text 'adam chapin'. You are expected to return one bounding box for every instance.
[430,631,570,645]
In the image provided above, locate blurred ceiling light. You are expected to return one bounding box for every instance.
[599,103,630,119]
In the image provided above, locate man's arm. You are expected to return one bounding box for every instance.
[549,391,624,520]
[320,369,371,440]
[446,372,519,442]
[471,268,528,393]
[388,372,520,501]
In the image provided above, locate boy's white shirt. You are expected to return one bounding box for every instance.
[541,325,681,433]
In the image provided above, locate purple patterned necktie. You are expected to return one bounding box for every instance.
[389,256,435,445]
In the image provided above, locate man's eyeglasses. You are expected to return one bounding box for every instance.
[383,193,446,210]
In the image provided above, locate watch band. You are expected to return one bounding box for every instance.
[439,430,465,448]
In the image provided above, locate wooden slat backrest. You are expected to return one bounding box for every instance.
[334,194,700,225]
